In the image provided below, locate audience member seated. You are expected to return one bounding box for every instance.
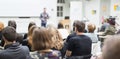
[47,26,63,50]
[0,21,4,45]
[8,20,17,30]
[30,27,61,59]
[16,33,24,44]
[0,26,32,59]
[65,21,92,59]
[100,19,109,32]
[84,23,101,56]
[103,18,116,35]
[1,20,17,47]
[58,22,64,29]
[66,20,88,43]
[64,20,79,58]
[84,23,98,43]
[23,21,36,39]
[57,22,69,40]
[102,35,120,59]
[66,20,78,43]
[47,26,65,57]
[91,35,120,59]
[22,25,37,51]
[91,34,120,59]
[22,22,36,51]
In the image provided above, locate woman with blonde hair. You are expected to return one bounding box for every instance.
[47,26,63,50]
[0,21,4,46]
[0,21,4,31]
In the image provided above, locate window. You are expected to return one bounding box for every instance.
[57,0,65,3]
[57,6,63,17]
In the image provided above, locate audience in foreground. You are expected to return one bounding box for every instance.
[102,35,120,59]
[0,19,119,59]
[0,26,31,59]
[27,25,38,51]
[22,22,36,51]
[30,27,61,59]
[103,18,116,35]
[23,21,36,39]
[66,20,92,59]
[1,20,17,46]
[91,35,120,59]
[47,26,63,50]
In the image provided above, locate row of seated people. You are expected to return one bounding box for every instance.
[99,17,120,35]
[0,19,119,59]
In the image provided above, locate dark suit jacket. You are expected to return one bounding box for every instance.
[0,43,32,59]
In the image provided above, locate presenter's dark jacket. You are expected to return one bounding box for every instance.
[0,43,32,59]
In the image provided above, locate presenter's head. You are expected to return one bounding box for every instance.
[43,8,47,13]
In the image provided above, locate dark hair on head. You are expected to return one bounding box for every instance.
[32,28,53,50]
[57,22,64,29]
[75,21,85,32]
[108,18,116,25]
[28,22,36,31]
[2,26,17,42]
[8,20,16,29]
[73,20,80,31]
[16,33,23,44]
[44,8,46,9]
[73,20,80,26]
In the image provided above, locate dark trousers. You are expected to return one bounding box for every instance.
[41,22,46,27]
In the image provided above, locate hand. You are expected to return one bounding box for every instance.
[65,50,72,57]
[44,17,47,19]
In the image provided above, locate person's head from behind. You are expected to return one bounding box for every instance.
[0,21,4,31]
[57,22,64,29]
[16,33,23,44]
[32,28,53,51]
[28,21,36,31]
[28,25,37,46]
[108,18,116,25]
[102,35,120,59]
[8,20,16,30]
[74,20,85,33]
[47,26,63,50]
[2,26,16,46]
[73,20,80,31]
[87,23,96,33]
